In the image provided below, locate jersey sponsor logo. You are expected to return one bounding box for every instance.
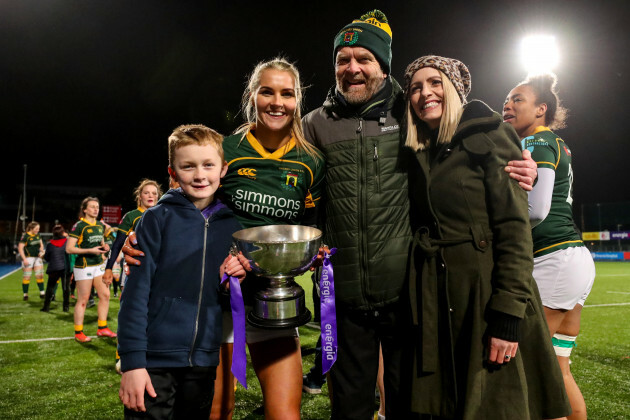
[237,168,257,179]
[233,188,301,220]
[522,136,548,153]
[88,235,103,243]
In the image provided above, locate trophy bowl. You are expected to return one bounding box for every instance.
[233,225,322,329]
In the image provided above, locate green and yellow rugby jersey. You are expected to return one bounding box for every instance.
[20,232,42,257]
[103,228,116,259]
[104,229,116,248]
[523,126,583,257]
[117,207,145,235]
[220,131,325,228]
[69,218,105,267]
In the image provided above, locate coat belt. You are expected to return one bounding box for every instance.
[409,227,474,374]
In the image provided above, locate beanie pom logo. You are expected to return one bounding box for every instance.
[342,30,359,45]
[364,17,383,28]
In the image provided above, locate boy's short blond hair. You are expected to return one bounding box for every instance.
[168,124,224,167]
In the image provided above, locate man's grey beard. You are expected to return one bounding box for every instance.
[337,77,385,105]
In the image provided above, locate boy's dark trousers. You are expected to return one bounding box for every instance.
[124,366,216,420]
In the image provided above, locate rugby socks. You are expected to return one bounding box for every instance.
[552,333,577,357]
[22,280,29,295]
[98,320,108,331]
[36,277,45,297]
[75,324,84,335]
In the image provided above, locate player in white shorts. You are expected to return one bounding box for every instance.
[504,73,595,420]
[18,222,45,300]
[66,197,116,343]
[73,263,106,282]
[533,246,595,311]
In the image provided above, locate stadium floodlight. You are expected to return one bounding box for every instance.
[520,35,559,75]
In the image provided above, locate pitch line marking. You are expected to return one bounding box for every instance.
[0,336,96,344]
[583,302,630,308]
[606,291,630,294]
[0,267,21,280]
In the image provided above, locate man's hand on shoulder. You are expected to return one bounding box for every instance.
[505,149,537,191]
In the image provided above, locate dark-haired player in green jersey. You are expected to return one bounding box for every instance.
[504,73,594,420]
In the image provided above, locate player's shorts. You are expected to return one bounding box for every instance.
[23,257,43,269]
[533,246,595,310]
[74,264,106,281]
[221,308,299,344]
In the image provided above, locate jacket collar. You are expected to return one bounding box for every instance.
[452,100,502,143]
[323,76,402,120]
[160,188,233,220]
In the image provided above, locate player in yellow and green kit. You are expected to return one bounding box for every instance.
[102,179,161,292]
[220,128,324,229]
[66,197,115,343]
[215,58,325,419]
[17,221,45,300]
[504,73,594,420]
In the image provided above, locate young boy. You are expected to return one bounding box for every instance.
[117,124,248,419]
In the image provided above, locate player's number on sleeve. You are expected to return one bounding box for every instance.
[566,163,574,205]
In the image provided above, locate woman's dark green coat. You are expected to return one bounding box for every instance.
[407,101,571,419]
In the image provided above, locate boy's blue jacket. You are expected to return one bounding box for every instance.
[117,189,242,372]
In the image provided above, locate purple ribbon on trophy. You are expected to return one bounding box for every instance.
[320,247,338,374]
[221,272,247,389]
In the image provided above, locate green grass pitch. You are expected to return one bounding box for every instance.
[0,263,627,419]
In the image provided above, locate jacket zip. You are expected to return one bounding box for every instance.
[373,142,381,193]
[357,118,369,306]
[189,217,209,366]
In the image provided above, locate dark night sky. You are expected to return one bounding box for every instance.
[1,0,629,223]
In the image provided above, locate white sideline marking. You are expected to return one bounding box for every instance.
[583,302,630,308]
[0,267,21,280]
[606,291,630,294]
[0,336,96,344]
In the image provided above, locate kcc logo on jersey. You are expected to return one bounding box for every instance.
[237,168,257,179]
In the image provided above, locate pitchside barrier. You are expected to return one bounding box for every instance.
[583,230,630,261]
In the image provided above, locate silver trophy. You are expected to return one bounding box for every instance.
[232,225,322,329]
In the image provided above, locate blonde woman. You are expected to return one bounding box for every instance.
[403,55,570,419]
[213,57,325,420]
[102,179,162,290]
